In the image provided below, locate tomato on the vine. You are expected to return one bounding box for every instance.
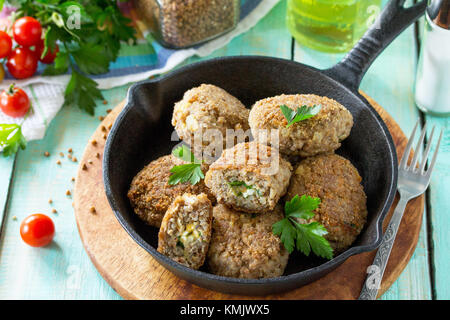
[0,31,12,58]
[6,47,38,79]
[20,214,55,247]
[0,84,30,118]
[13,16,42,47]
[34,40,59,64]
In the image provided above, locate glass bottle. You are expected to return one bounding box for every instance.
[415,0,450,116]
[287,0,383,53]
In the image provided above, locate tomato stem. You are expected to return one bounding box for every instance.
[7,83,16,95]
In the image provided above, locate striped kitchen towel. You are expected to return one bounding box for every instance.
[0,0,280,142]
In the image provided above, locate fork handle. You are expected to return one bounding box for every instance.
[358,197,410,300]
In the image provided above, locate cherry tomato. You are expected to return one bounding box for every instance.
[0,30,12,58]
[0,84,30,118]
[34,40,59,64]
[6,47,38,79]
[13,17,42,47]
[20,214,55,247]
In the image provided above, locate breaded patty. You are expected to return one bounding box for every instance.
[158,193,213,269]
[172,84,250,158]
[207,204,289,279]
[205,142,292,213]
[286,154,367,252]
[127,155,215,228]
[249,94,353,157]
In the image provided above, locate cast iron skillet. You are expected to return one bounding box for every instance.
[103,0,426,295]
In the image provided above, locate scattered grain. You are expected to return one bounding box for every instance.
[44,151,50,157]
[66,190,71,196]
[101,125,107,132]
[68,148,73,153]
[98,116,105,121]
[73,157,78,162]
[103,100,108,105]
[12,216,17,221]
[52,208,57,214]
[106,109,112,113]
[91,140,97,146]
[90,206,96,214]
[95,153,100,159]
[56,160,61,165]
[82,163,87,170]
[48,199,53,204]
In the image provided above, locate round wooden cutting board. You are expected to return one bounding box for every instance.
[73,93,424,300]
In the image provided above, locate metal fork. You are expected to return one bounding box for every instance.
[359,120,443,300]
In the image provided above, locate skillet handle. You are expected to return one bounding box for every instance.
[325,0,426,91]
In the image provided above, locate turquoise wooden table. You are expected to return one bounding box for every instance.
[0,0,448,300]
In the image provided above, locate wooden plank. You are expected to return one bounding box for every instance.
[293,0,432,300]
[0,1,291,300]
[423,111,450,301]
[416,11,449,300]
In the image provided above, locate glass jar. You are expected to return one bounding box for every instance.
[287,0,383,53]
[133,0,240,49]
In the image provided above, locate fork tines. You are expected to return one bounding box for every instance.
[399,120,443,176]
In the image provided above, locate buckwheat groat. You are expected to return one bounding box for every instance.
[171,84,250,156]
[205,142,292,214]
[286,154,367,252]
[158,193,213,269]
[207,204,289,279]
[127,155,215,228]
[249,94,353,157]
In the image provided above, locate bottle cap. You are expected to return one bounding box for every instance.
[428,0,450,29]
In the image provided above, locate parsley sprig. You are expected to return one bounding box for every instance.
[168,145,204,186]
[273,195,333,259]
[9,0,136,115]
[0,124,27,157]
[280,104,322,128]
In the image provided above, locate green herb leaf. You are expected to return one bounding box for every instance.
[273,195,333,259]
[63,70,104,115]
[273,218,297,253]
[0,124,27,157]
[227,180,261,198]
[42,50,70,76]
[168,163,204,186]
[172,145,201,164]
[176,237,185,249]
[169,145,204,185]
[280,104,322,128]
[293,221,333,259]
[71,44,111,75]
[228,180,250,188]
[285,194,321,220]
[41,26,58,60]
